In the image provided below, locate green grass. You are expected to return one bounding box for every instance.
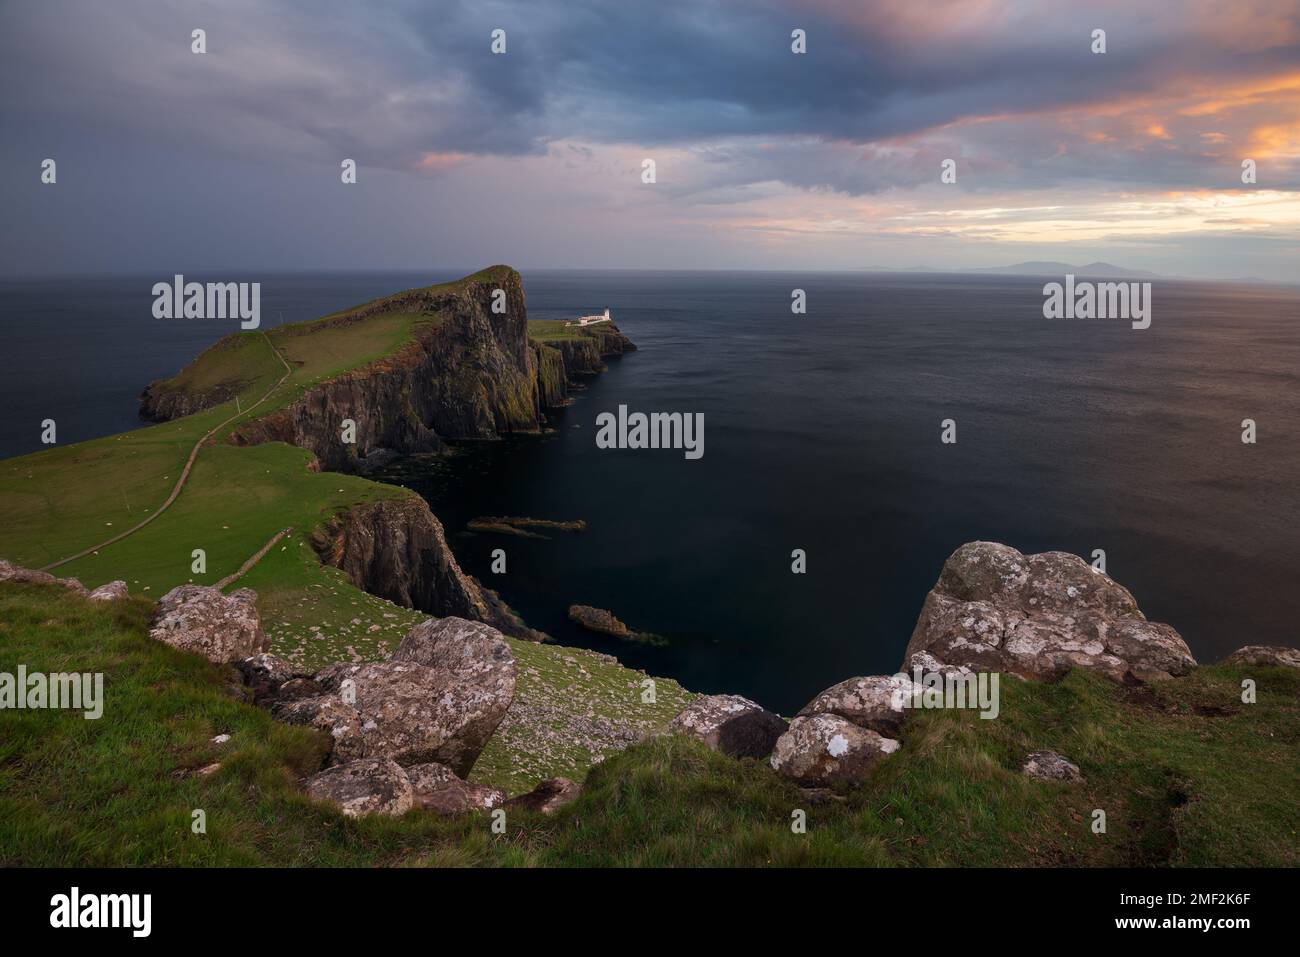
[527,319,589,343]
[2,580,1296,867]
[0,268,688,795]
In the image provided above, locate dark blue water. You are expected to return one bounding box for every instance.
[3,271,1298,713]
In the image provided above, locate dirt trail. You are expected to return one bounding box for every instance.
[41,332,294,572]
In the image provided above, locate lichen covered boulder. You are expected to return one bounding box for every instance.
[668,694,788,758]
[270,617,516,777]
[1022,750,1084,783]
[1222,646,1300,670]
[405,762,505,814]
[904,542,1196,683]
[798,675,915,736]
[769,714,899,786]
[302,758,413,817]
[148,585,269,664]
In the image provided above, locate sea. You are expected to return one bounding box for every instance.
[2,270,1297,713]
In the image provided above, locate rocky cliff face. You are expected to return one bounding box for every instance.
[138,267,632,642]
[229,269,540,473]
[310,496,544,641]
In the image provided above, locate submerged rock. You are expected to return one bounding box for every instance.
[904,542,1196,683]
[769,714,899,786]
[668,694,788,758]
[303,758,414,818]
[148,585,269,664]
[568,604,633,639]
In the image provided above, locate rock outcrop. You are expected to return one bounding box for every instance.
[274,616,516,777]
[568,604,633,639]
[1022,750,1084,783]
[1222,645,1300,670]
[504,777,581,815]
[302,758,414,818]
[668,694,788,758]
[0,559,88,596]
[405,762,506,814]
[769,714,900,785]
[87,580,129,602]
[236,652,306,705]
[148,585,270,664]
[904,542,1196,683]
[311,496,543,641]
[797,675,915,737]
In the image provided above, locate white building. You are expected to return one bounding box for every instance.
[567,308,612,327]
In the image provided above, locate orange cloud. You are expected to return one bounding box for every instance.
[413,151,471,172]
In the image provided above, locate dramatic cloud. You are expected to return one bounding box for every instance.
[1,0,1297,277]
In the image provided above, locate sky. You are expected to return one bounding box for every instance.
[2,0,1299,279]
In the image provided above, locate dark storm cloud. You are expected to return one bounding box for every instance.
[4,0,1297,181]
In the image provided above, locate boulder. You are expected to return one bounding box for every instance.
[798,675,915,736]
[272,695,368,764]
[148,585,269,664]
[1221,645,1300,670]
[904,542,1195,683]
[312,657,507,775]
[769,714,899,786]
[668,694,788,758]
[302,758,413,817]
[392,616,517,703]
[1022,750,1084,783]
[87,580,129,602]
[236,652,303,704]
[505,777,581,815]
[405,762,505,814]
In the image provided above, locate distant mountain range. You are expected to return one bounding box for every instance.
[850,262,1297,285]
[970,261,1162,279]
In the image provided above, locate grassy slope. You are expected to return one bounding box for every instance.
[0,270,691,793]
[2,581,1295,867]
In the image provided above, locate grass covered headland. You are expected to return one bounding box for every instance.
[0,267,1296,867]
